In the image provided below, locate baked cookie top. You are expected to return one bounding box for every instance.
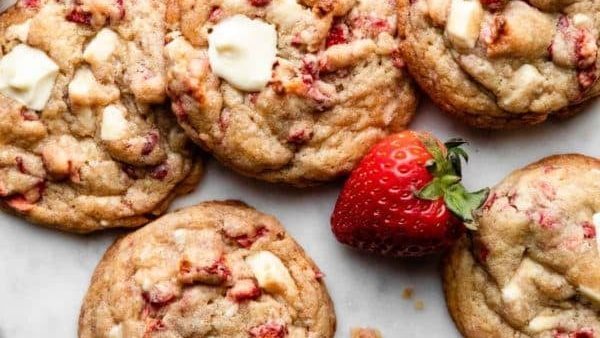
[0,0,202,232]
[398,0,600,128]
[444,154,600,337]
[164,0,417,185]
[79,201,336,338]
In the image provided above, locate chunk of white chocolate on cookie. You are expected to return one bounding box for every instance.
[6,20,32,42]
[428,0,451,27]
[100,105,129,141]
[83,28,120,65]
[0,44,58,110]
[207,15,277,92]
[445,0,483,49]
[245,251,298,297]
[498,64,544,112]
[68,68,119,106]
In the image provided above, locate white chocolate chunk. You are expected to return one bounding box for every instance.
[427,0,451,27]
[245,251,298,297]
[446,0,483,49]
[100,105,129,141]
[68,68,97,104]
[173,229,187,247]
[499,64,544,111]
[108,324,123,338]
[6,20,32,42]
[0,44,59,110]
[528,315,561,332]
[83,28,119,64]
[208,15,277,92]
[501,281,522,302]
[573,14,593,29]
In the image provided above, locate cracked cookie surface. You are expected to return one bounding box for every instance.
[79,201,336,338]
[165,0,416,186]
[444,154,600,337]
[0,0,202,232]
[398,0,600,128]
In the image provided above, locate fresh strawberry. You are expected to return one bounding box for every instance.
[331,131,488,257]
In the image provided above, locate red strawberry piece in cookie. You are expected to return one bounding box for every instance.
[227,278,262,302]
[249,322,288,338]
[326,23,350,47]
[179,257,231,285]
[331,131,488,257]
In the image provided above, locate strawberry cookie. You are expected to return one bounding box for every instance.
[79,201,336,338]
[0,0,202,232]
[444,154,600,337]
[164,0,417,185]
[398,0,600,128]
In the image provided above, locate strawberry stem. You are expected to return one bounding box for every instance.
[416,135,489,226]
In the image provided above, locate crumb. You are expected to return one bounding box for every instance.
[414,300,425,310]
[351,327,382,338]
[402,287,414,299]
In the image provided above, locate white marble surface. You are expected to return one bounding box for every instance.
[0,99,598,338]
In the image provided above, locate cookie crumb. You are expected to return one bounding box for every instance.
[402,287,414,299]
[414,300,425,310]
[351,327,382,338]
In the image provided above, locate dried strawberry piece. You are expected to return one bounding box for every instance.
[287,127,313,144]
[227,279,261,302]
[15,156,28,174]
[481,15,506,48]
[582,222,596,239]
[326,23,349,47]
[171,100,189,122]
[122,164,139,179]
[352,16,390,38]
[208,6,223,22]
[5,195,35,212]
[219,109,231,132]
[577,65,597,90]
[301,56,320,84]
[391,50,405,69]
[179,257,231,285]
[479,0,504,11]
[149,163,169,180]
[227,226,268,248]
[21,0,39,8]
[141,131,160,156]
[143,318,166,337]
[66,7,92,25]
[249,0,271,6]
[575,28,597,69]
[249,322,288,338]
[20,108,39,121]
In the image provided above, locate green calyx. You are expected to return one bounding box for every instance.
[415,136,489,229]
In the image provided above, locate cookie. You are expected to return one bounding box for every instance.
[79,201,336,338]
[0,0,202,232]
[164,0,417,185]
[443,154,600,337]
[398,0,600,129]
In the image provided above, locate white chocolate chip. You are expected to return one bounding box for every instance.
[173,229,187,247]
[0,44,59,110]
[6,20,32,42]
[68,68,97,105]
[245,251,298,297]
[499,64,544,111]
[445,0,483,49]
[427,0,451,27]
[83,28,120,64]
[108,324,123,338]
[573,14,593,29]
[501,281,522,302]
[100,105,129,141]
[208,15,277,92]
[527,315,561,332]
[267,0,313,28]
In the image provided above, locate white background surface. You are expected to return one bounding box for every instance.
[0,99,598,338]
